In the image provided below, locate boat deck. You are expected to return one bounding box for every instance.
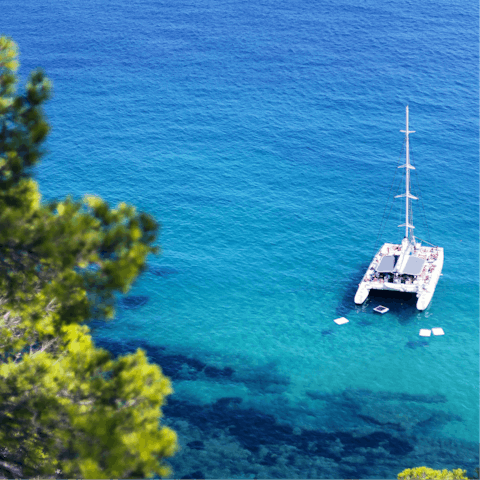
[355,242,444,310]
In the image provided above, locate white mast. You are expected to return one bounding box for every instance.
[396,105,417,244]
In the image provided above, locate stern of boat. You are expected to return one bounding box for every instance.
[416,291,433,311]
[354,284,369,304]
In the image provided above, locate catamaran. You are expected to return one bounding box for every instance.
[354,106,444,311]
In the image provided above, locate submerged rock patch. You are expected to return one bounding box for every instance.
[118,295,149,309]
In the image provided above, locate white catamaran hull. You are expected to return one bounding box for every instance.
[355,243,444,310]
[354,284,369,305]
[416,248,444,311]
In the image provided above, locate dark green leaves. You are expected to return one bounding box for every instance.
[0,36,177,478]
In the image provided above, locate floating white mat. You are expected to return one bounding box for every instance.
[432,327,445,336]
[334,317,349,325]
[373,305,389,314]
[419,329,431,337]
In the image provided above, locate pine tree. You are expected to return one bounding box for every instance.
[398,467,468,480]
[0,36,177,478]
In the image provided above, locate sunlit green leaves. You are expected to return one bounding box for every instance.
[398,467,468,480]
[0,36,177,478]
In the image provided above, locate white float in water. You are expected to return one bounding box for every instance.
[432,327,445,336]
[419,329,431,337]
[334,317,349,325]
[373,305,389,314]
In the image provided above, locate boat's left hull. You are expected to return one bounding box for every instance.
[354,284,369,304]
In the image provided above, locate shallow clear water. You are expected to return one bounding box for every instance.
[2,0,479,477]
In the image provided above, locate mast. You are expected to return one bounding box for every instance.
[396,105,417,244]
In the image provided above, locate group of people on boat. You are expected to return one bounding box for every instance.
[364,272,416,285]
[419,262,438,284]
[415,246,439,262]
[382,245,401,256]
[362,243,439,286]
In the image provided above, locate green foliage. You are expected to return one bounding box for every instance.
[1,324,177,477]
[0,36,177,478]
[398,467,468,480]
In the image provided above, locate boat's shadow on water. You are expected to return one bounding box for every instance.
[336,263,421,325]
[367,290,419,325]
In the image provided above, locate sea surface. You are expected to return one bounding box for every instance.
[2,0,479,477]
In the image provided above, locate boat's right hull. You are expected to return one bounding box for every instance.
[415,248,444,311]
[416,291,434,311]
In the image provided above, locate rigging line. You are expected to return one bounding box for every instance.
[373,168,400,254]
[374,148,405,254]
[410,145,431,244]
[375,184,400,254]
[407,139,421,238]
[415,173,431,243]
[373,138,406,255]
[414,236,438,248]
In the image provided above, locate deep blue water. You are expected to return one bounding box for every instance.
[2,0,479,477]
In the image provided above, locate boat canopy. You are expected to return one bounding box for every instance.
[402,256,425,275]
[376,255,398,273]
[376,254,425,275]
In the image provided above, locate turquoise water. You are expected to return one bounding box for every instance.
[2,0,479,477]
